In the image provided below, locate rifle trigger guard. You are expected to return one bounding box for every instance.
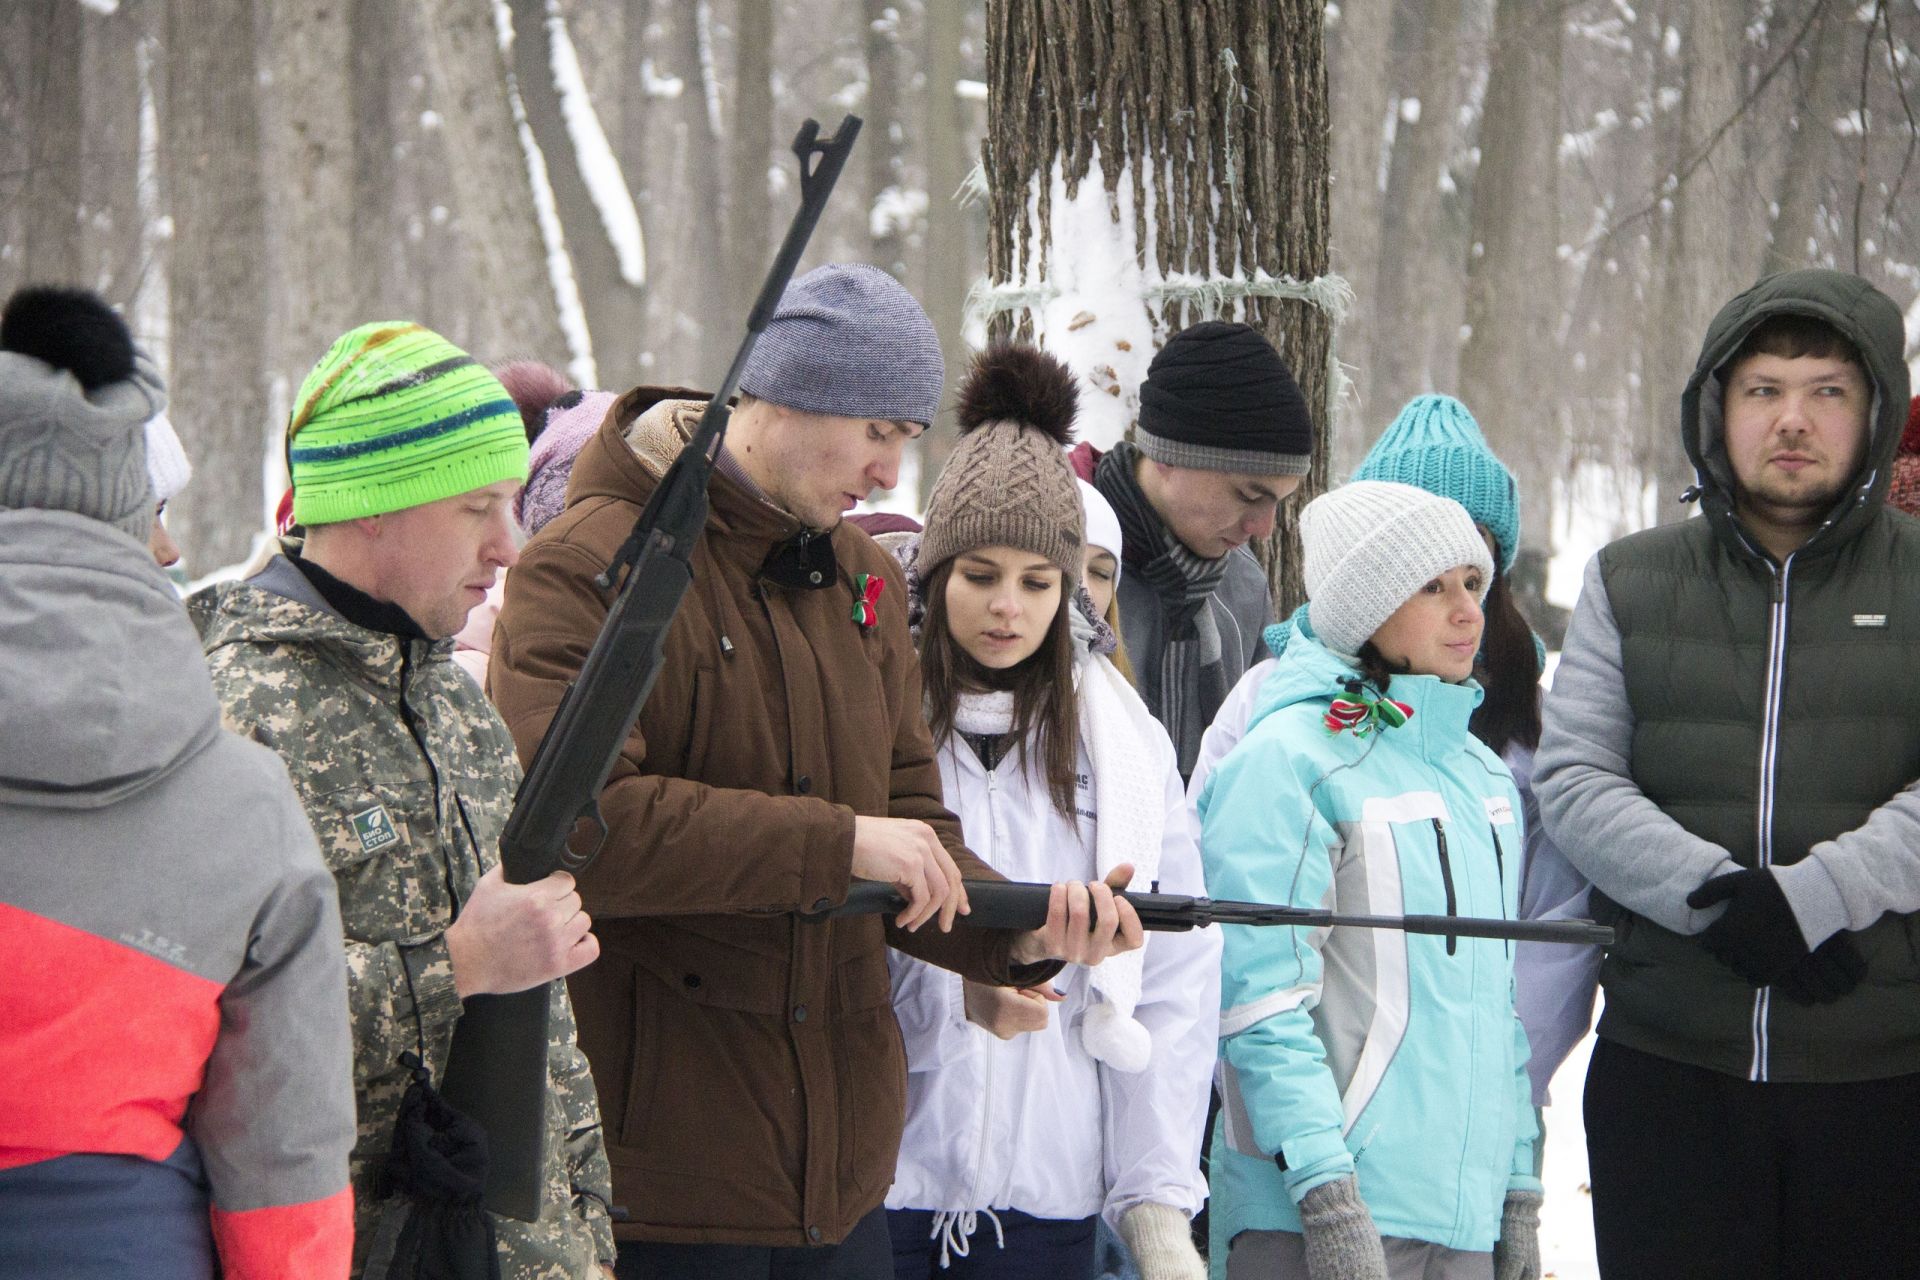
[560,802,610,874]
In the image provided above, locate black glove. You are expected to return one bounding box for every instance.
[1773,931,1868,1005]
[1686,869,1809,987]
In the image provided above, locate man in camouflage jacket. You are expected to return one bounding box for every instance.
[191,322,615,1279]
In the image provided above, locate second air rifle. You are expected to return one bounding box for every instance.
[825,879,1614,947]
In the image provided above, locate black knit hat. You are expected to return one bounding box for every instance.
[1136,320,1314,475]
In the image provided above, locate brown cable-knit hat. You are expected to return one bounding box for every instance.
[919,343,1083,581]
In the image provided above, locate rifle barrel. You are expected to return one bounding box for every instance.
[826,878,1612,948]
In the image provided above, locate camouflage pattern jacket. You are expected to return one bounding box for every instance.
[191,556,615,1279]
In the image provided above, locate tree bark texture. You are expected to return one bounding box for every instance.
[983,0,1333,611]
[1768,0,1852,275]
[417,0,571,369]
[167,0,270,573]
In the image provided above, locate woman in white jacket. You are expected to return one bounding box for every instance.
[883,345,1221,1280]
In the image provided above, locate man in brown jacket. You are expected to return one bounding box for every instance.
[489,264,1141,1280]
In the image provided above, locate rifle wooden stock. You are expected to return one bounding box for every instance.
[438,115,863,1221]
[826,878,1615,947]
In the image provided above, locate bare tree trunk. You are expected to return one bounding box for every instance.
[1458,0,1562,554]
[983,0,1332,609]
[509,0,648,381]
[1326,0,1394,465]
[1651,0,1756,515]
[1369,0,1465,418]
[79,3,146,308]
[417,0,572,367]
[1768,1,1852,275]
[727,0,775,319]
[350,0,407,321]
[636,0,729,381]
[917,0,973,500]
[259,0,357,432]
[167,0,270,572]
[864,0,907,277]
[18,0,84,290]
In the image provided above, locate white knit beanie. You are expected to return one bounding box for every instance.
[1301,480,1493,658]
[144,412,191,503]
[1076,478,1123,569]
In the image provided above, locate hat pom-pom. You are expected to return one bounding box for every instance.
[1,286,135,391]
[1080,999,1153,1073]
[956,343,1078,445]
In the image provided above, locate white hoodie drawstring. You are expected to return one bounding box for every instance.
[928,1208,1006,1268]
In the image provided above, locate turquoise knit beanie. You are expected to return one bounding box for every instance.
[1351,394,1520,575]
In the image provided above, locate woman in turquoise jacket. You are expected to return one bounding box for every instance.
[1195,481,1541,1280]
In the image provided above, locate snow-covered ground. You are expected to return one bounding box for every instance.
[1539,1031,1599,1279]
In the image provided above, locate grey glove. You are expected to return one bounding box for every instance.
[1493,1190,1543,1280]
[1118,1202,1206,1280]
[1298,1176,1388,1280]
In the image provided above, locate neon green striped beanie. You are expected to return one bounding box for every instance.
[287,322,529,525]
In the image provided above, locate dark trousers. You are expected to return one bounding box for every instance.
[614,1208,893,1280]
[1584,1038,1920,1279]
[887,1208,1097,1280]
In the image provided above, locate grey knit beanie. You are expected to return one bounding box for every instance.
[0,286,163,541]
[1301,480,1493,659]
[920,344,1083,581]
[739,263,944,425]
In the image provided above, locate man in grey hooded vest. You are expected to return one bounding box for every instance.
[1536,268,1920,1277]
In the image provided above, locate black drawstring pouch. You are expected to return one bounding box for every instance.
[380,1052,502,1280]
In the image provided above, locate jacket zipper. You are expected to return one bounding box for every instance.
[396,647,461,916]
[1431,818,1458,956]
[1489,826,1511,957]
[1748,554,1794,1082]
[967,761,1001,1210]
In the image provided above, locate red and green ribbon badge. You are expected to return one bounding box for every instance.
[1323,687,1414,739]
[852,573,884,630]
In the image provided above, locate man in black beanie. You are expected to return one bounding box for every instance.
[1068,320,1315,779]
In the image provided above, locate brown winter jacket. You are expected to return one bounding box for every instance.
[489,389,1047,1247]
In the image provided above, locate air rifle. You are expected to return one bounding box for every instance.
[827,879,1614,947]
[436,115,864,1222]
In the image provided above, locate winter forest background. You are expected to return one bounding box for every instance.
[7,0,1920,628]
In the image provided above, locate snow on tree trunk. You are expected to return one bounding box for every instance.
[508,0,648,382]
[865,0,909,279]
[1767,4,1853,276]
[165,0,271,574]
[980,0,1335,610]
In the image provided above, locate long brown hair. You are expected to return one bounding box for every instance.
[1468,569,1542,756]
[1354,568,1542,757]
[919,557,1081,817]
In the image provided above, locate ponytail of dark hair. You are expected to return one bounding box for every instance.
[1470,569,1543,757]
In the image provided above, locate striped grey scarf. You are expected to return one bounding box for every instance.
[1094,442,1231,777]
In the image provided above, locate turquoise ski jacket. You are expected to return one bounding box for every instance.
[1196,635,1540,1259]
